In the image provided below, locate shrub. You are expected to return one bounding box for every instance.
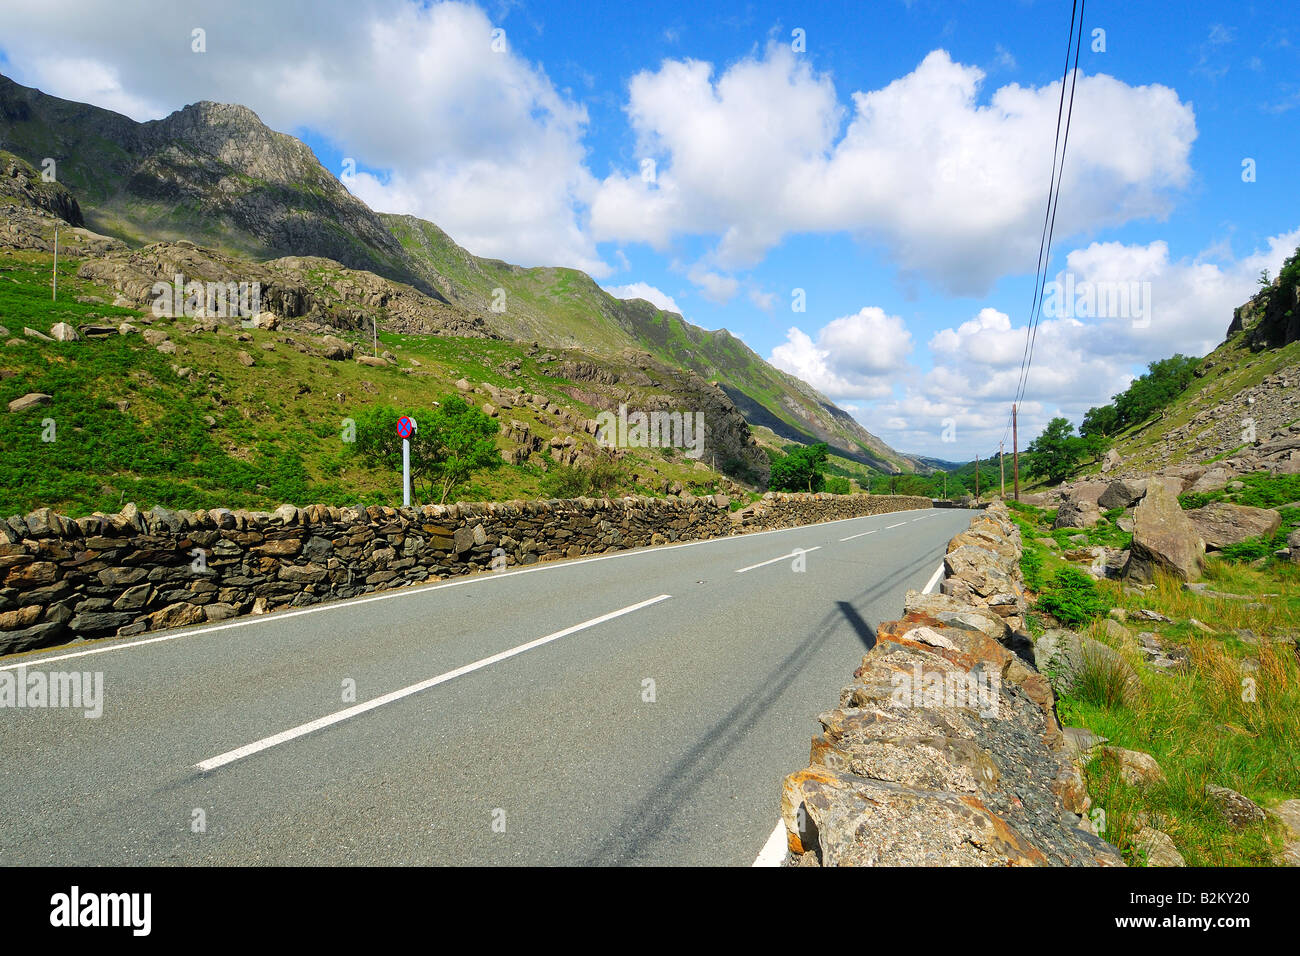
[1021,546,1047,592]
[1037,565,1110,627]
[823,475,851,495]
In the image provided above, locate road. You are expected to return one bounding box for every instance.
[0,506,975,866]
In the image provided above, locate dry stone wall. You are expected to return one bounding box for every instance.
[779,501,1125,867]
[0,492,930,656]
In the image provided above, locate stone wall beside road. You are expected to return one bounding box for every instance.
[0,492,930,656]
[779,501,1125,866]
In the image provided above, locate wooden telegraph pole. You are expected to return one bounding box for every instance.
[974,453,980,500]
[1012,403,1020,501]
[52,227,58,301]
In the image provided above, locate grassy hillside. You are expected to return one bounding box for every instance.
[386,212,916,473]
[0,249,736,517]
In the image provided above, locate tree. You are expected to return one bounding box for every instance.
[353,396,501,504]
[1080,404,1119,439]
[768,442,829,492]
[1024,417,1083,484]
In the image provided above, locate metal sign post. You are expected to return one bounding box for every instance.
[397,416,417,507]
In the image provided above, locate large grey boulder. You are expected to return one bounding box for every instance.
[1186,503,1281,550]
[1054,497,1101,530]
[1123,480,1204,583]
[1098,478,1147,510]
[1187,465,1236,495]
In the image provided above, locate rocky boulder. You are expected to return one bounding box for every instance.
[1123,481,1204,583]
[1205,785,1266,828]
[1185,503,1281,551]
[6,392,52,413]
[319,335,354,360]
[1053,497,1100,530]
[1098,478,1147,511]
[1032,629,1142,706]
[1187,465,1236,495]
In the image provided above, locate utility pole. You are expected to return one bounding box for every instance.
[1012,403,1020,501]
[52,227,58,301]
[373,315,379,357]
[943,473,947,499]
[999,441,1005,499]
[975,454,980,499]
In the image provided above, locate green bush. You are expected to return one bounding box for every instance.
[1021,545,1047,592]
[1036,566,1110,627]
[823,475,851,495]
[539,457,629,499]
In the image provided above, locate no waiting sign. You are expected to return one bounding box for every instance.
[396,416,414,438]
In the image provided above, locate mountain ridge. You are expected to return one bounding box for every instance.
[0,72,920,473]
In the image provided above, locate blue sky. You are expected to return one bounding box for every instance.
[1,0,1296,458]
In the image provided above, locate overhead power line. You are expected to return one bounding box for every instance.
[1001,0,1087,449]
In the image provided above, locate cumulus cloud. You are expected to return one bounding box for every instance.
[769,307,913,399]
[687,265,740,304]
[592,46,1196,294]
[602,282,683,315]
[861,228,1300,457]
[0,0,605,274]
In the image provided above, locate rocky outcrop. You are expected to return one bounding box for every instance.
[1122,481,1204,583]
[1185,502,1282,551]
[780,502,1123,866]
[75,242,494,339]
[0,493,931,657]
[1229,273,1300,349]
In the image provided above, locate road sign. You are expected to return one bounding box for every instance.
[397,415,417,508]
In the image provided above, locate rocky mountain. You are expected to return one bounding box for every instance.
[0,72,918,474]
[1091,281,1300,480]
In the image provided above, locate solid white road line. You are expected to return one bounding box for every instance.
[838,529,878,542]
[752,819,788,867]
[194,594,672,772]
[922,562,946,595]
[3,509,934,673]
[733,546,822,574]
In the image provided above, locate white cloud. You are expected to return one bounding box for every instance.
[603,282,683,315]
[592,46,1196,294]
[861,228,1300,457]
[0,0,605,275]
[769,306,913,399]
[687,265,740,304]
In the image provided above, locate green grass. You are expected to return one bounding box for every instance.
[1012,500,1298,865]
[0,249,738,516]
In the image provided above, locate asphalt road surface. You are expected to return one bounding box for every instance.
[0,506,975,866]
